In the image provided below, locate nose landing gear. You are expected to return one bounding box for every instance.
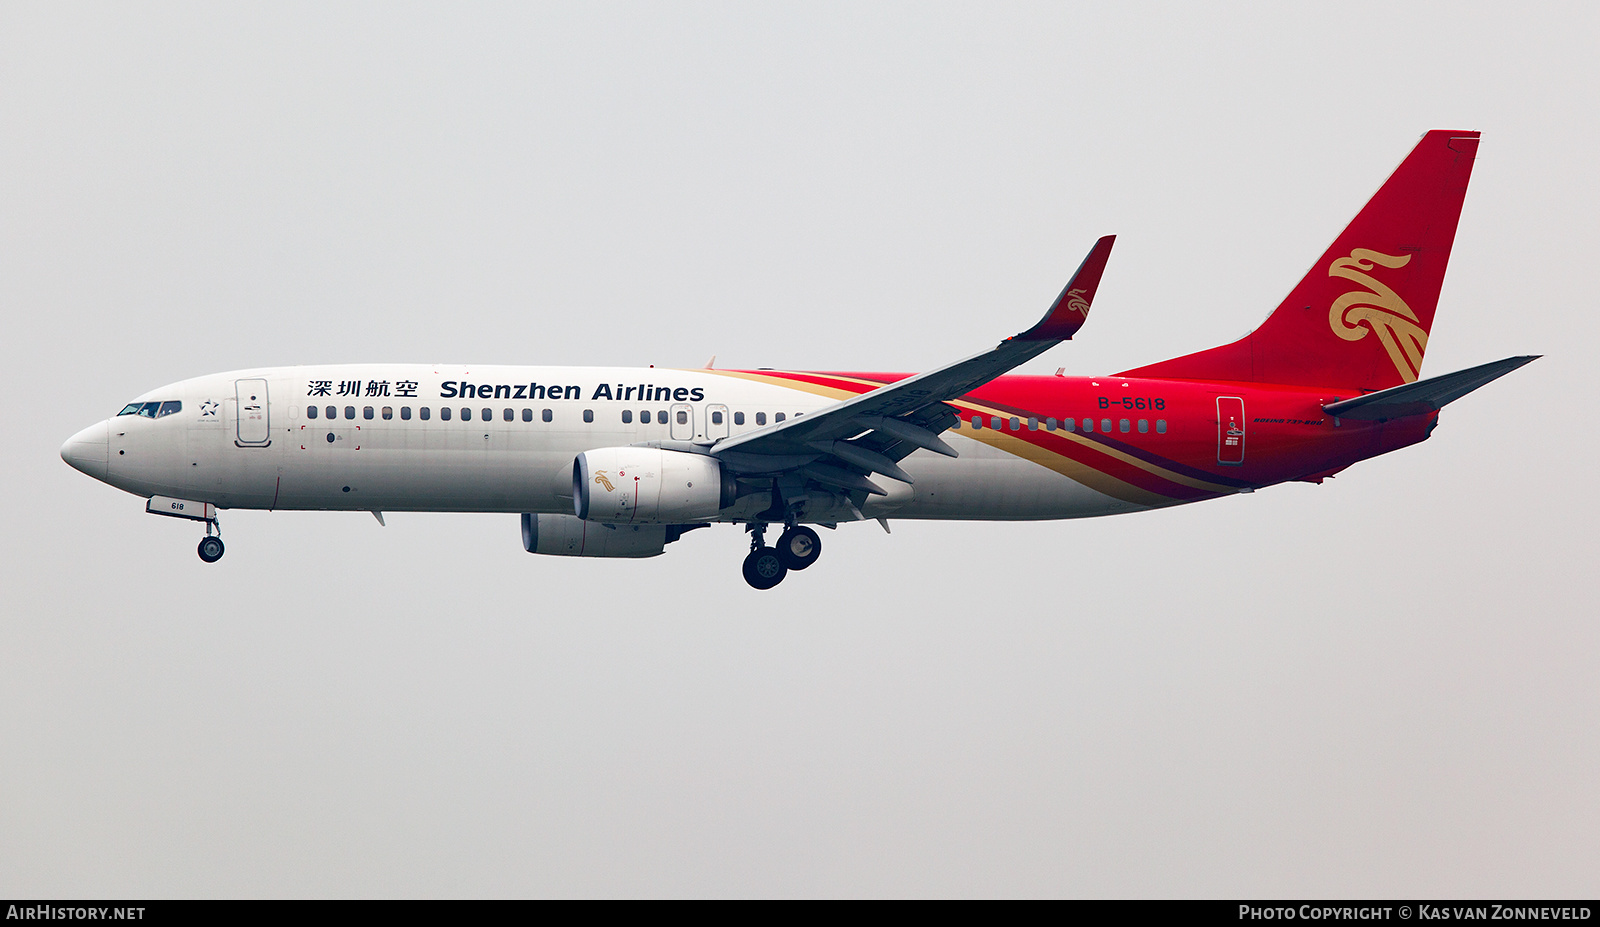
[198,536,225,563]
[197,517,224,563]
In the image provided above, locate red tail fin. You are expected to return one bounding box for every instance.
[1119,130,1480,391]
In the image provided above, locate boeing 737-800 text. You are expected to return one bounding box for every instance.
[62,130,1535,588]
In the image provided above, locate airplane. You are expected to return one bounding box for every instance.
[61,130,1536,589]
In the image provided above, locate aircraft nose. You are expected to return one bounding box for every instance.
[61,421,109,481]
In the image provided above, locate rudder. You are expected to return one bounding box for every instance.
[1120,130,1480,391]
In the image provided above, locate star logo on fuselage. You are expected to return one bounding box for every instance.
[200,400,219,417]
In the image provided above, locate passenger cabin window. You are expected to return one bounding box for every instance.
[345,406,356,420]
[420,407,431,420]
[441,407,452,421]
[755,412,767,426]
[1101,418,1112,433]
[503,408,513,422]
[1138,419,1148,433]
[774,412,786,422]
[1156,419,1167,434]
[734,411,745,425]
[481,407,490,421]
[1119,418,1130,433]
[640,410,651,424]
[382,406,393,420]
[326,406,336,419]
[711,410,723,425]
[401,407,411,420]
[1082,418,1093,433]
[584,409,594,424]
[622,410,633,424]
[307,405,319,419]
[675,410,687,425]
[364,406,374,420]
[1045,417,1057,431]
[460,408,472,421]
[1028,417,1038,431]
[1010,417,1021,431]
[1063,418,1075,432]
[971,416,983,429]
[991,417,1002,430]
[542,409,552,422]
[522,408,532,422]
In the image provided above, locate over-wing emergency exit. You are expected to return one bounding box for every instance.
[61,130,1537,588]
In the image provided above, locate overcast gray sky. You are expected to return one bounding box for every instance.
[3,1,1596,898]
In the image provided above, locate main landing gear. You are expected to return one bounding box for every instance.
[740,522,823,589]
[197,518,225,563]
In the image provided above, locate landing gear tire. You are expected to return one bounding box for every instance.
[776,526,821,571]
[197,536,225,563]
[742,547,788,590]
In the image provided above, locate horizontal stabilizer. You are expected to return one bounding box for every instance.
[1322,355,1539,420]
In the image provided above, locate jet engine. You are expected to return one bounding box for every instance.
[521,513,663,557]
[572,447,733,523]
[521,513,707,558]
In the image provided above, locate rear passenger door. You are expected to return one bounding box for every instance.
[1216,396,1245,465]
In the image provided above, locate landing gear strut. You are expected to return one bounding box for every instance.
[741,521,786,590]
[740,521,825,589]
[197,518,224,563]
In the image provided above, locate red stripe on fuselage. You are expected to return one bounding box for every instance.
[732,369,1434,496]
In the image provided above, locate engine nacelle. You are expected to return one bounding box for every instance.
[521,513,666,558]
[573,447,732,524]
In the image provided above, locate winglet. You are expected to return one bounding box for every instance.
[1012,235,1116,342]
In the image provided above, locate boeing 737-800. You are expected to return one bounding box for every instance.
[61,130,1535,588]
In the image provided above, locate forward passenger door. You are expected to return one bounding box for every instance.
[235,379,271,447]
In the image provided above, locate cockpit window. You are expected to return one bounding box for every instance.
[118,400,184,418]
[118,401,162,418]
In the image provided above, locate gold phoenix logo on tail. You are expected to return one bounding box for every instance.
[1328,248,1427,383]
[593,470,615,492]
[1064,287,1090,314]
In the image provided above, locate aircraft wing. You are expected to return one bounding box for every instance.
[1321,355,1539,420]
[710,236,1115,493]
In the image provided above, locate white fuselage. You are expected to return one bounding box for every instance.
[62,365,1147,524]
